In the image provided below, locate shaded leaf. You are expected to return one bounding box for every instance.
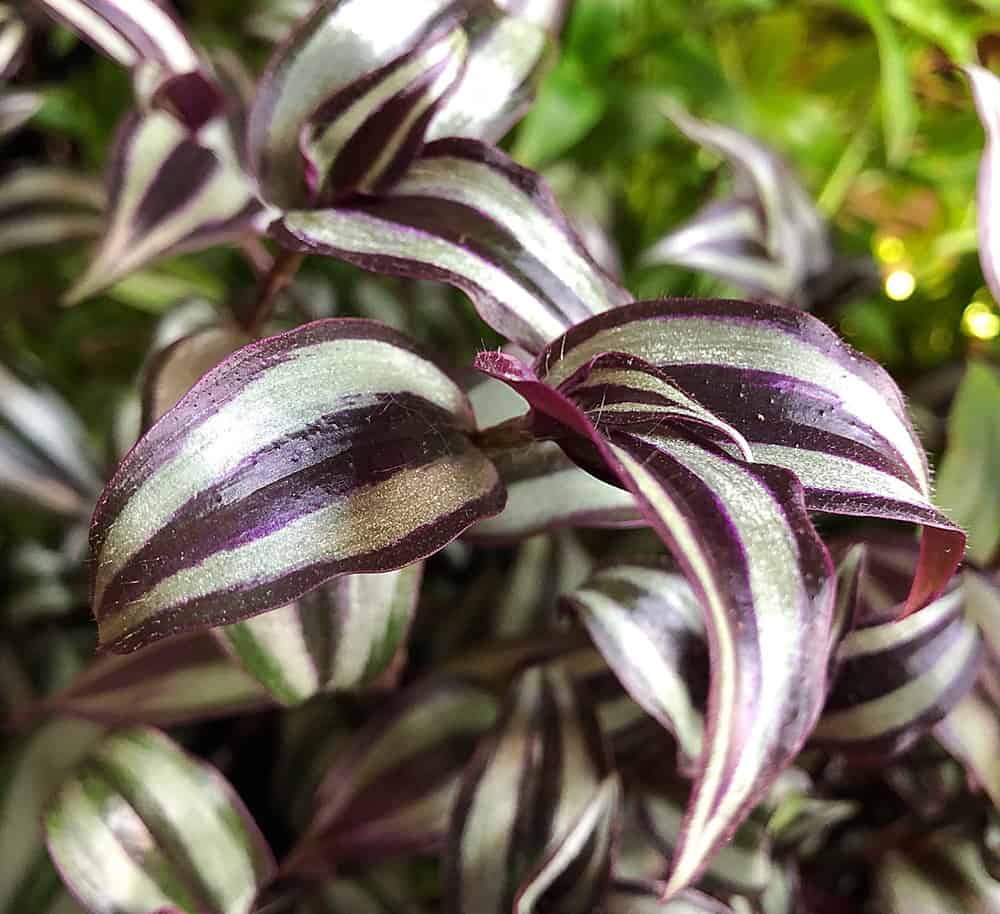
[44,727,275,914]
[217,563,423,704]
[0,167,104,255]
[606,882,735,914]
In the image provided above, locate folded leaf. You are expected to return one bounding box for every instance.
[66,112,262,304]
[0,719,103,914]
[513,775,620,914]
[0,363,103,516]
[34,0,218,119]
[276,138,632,353]
[299,21,469,202]
[521,298,964,611]
[642,108,876,310]
[0,167,105,255]
[447,664,609,914]
[815,583,983,756]
[44,727,276,914]
[425,7,551,144]
[476,349,835,896]
[90,319,504,652]
[564,560,708,771]
[43,633,270,725]
[287,678,499,871]
[966,65,1000,305]
[217,563,423,704]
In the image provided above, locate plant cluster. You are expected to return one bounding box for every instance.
[1,2,999,913]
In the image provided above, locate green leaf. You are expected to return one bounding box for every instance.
[936,362,1000,565]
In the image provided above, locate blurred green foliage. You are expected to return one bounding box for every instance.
[2,0,999,536]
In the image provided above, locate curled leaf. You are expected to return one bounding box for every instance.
[90,319,504,652]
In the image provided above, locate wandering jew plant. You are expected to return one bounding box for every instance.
[1,2,999,914]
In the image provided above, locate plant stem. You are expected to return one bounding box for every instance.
[247,249,306,334]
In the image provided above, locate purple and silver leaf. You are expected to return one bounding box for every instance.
[494,0,571,34]
[66,111,263,304]
[522,298,965,611]
[33,0,220,120]
[446,664,609,914]
[476,340,837,898]
[425,6,551,144]
[513,775,620,914]
[41,633,271,725]
[286,678,499,872]
[643,108,876,310]
[299,20,469,203]
[43,727,276,914]
[0,363,103,516]
[964,65,1000,305]
[90,318,504,652]
[0,719,103,914]
[606,882,736,914]
[276,138,632,353]
[216,563,422,705]
[564,560,708,772]
[0,167,105,255]
[815,574,983,757]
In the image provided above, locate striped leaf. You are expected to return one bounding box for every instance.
[475,346,836,897]
[564,560,708,771]
[275,138,632,353]
[34,0,220,119]
[638,792,773,899]
[0,167,104,256]
[0,719,103,914]
[446,664,609,914]
[42,633,270,725]
[964,65,1000,305]
[513,298,965,610]
[286,678,499,872]
[495,0,571,33]
[0,363,103,516]
[815,573,983,757]
[513,775,621,914]
[466,373,639,540]
[216,563,423,705]
[606,883,735,914]
[642,107,875,310]
[43,727,276,914]
[248,0,550,208]
[90,319,504,652]
[66,112,262,304]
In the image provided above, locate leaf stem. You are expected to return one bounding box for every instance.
[247,249,306,335]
